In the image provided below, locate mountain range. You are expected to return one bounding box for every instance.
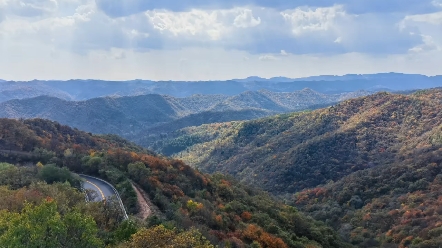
[2,73,442,102]
[150,88,442,246]
[3,74,442,247]
[0,89,370,147]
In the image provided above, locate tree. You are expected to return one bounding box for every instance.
[36,161,44,169]
[113,219,138,243]
[38,165,81,189]
[119,225,175,248]
[61,211,103,248]
[0,200,103,248]
[120,225,214,248]
[128,162,150,182]
[0,162,14,171]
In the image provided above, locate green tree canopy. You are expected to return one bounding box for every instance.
[0,200,103,248]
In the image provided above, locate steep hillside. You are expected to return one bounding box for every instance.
[133,109,272,148]
[176,89,442,193]
[163,88,442,246]
[0,118,349,248]
[210,91,290,112]
[0,95,180,136]
[0,89,369,146]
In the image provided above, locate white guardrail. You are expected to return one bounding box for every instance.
[78,174,129,220]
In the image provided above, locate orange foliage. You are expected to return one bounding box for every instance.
[398,236,413,248]
[362,213,371,221]
[243,224,288,248]
[215,215,223,224]
[241,211,252,221]
[220,179,231,187]
[148,177,161,187]
[130,151,139,160]
[163,184,185,198]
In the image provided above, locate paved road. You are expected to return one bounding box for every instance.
[80,174,129,220]
[80,175,116,202]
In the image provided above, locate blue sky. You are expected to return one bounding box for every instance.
[0,0,441,80]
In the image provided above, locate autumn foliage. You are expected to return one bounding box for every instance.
[0,118,349,247]
[243,224,288,248]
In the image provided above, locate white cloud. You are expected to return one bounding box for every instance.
[146,9,226,40]
[73,3,95,21]
[1,0,59,17]
[259,54,277,61]
[127,29,149,38]
[0,1,94,37]
[403,11,442,25]
[0,1,441,80]
[145,8,260,40]
[433,1,442,7]
[400,11,442,54]
[409,35,441,52]
[280,5,348,35]
[233,9,261,28]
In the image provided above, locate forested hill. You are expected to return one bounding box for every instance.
[0,89,369,146]
[0,118,349,247]
[160,88,442,246]
[174,89,442,193]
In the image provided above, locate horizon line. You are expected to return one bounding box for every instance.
[1,72,441,82]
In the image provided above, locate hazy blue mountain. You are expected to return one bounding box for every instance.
[0,81,73,102]
[293,72,437,81]
[0,89,369,147]
[1,73,441,102]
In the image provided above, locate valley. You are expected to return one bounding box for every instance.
[0,118,348,247]
[2,76,442,247]
[152,88,442,247]
[4,0,442,246]
[0,88,370,147]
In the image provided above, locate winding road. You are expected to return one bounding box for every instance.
[81,175,115,202]
[79,174,128,219]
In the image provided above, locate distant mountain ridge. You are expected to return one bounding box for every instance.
[0,89,369,147]
[1,73,442,102]
[235,73,442,82]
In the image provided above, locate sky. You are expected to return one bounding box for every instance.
[0,0,441,81]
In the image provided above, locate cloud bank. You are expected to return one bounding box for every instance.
[0,0,441,80]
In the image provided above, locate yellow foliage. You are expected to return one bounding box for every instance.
[187,199,203,212]
[89,150,96,157]
[120,225,214,248]
[36,162,44,169]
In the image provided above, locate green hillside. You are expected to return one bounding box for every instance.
[156,89,442,247]
[0,118,348,247]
